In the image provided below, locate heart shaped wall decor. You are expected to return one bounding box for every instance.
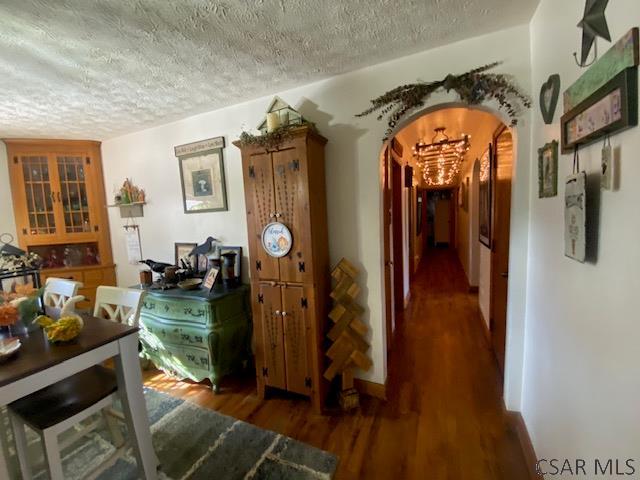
[539,74,561,124]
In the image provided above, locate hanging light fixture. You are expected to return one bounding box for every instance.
[412,127,470,187]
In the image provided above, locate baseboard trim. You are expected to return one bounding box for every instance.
[478,308,491,344]
[507,411,542,480]
[354,378,387,400]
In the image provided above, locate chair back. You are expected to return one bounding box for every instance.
[43,277,83,309]
[93,286,144,327]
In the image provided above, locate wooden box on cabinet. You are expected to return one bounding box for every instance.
[5,139,116,308]
[234,126,329,412]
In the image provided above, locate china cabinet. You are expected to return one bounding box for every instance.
[5,140,115,309]
[234,126,329,412]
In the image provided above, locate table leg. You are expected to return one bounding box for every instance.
[114,333,158,480]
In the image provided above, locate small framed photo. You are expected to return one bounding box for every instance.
[201,267,220,292]
[538,140,558,198]
[174,242,197,269]
[175,136,228,213]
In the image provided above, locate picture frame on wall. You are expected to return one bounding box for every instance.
[416,191,423,235]
[174,242,197,269]
[538,140,558,198]
[478,146,492,248]
[175,136,228,213]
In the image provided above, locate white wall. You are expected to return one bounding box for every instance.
[524,0,640,466]
[0,142,17,242]
[98,24,531,388]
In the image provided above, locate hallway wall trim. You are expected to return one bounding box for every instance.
[507,411,543,480]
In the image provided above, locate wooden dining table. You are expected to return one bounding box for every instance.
[0,316,158,479]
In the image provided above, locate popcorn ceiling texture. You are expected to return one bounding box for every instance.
[0,0,538,140]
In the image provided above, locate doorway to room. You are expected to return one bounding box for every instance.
[381,106,515,378]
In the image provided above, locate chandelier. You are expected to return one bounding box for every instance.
[412,127,470,187]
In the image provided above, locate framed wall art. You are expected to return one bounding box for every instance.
[538,140,558,198]
[478,146,493,248]
[561,68,638,153]
[174,242,197,269]
[175,136,228,213]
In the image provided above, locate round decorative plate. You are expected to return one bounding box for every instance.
[261,222,293,258]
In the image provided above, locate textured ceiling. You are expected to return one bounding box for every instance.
[395,107,503,187]
[0,0,538,140]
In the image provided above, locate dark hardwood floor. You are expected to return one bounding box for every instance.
[143,248,530,479]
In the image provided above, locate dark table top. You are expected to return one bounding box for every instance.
[130,283,248,302]
[0,316,137,388]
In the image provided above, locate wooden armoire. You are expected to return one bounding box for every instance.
[234,126,329,412]
[5,139,115,309]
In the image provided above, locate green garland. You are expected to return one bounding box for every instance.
[356,62,531,139]
[237,120,316,149]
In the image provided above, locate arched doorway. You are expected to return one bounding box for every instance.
[380,103,517,383]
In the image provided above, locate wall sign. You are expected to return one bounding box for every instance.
[564,172,587,263]
[561,68,637,153]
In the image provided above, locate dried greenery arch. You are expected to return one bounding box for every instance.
[356,62,531,139]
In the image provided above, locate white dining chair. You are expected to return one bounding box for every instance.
[43,277,84,318]
[93,286,145,327]
[9,287,147,479]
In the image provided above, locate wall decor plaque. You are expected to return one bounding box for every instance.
[261,222,292,258]
[565,172,587,263]
[175,136,228,213]
[561,68,637,153]
[478,145,493,248]
[540,74,561,124]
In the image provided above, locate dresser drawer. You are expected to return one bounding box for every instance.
[140,318,209,349]
[141,297,210,325]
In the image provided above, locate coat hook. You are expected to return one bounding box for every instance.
[574,38,598,68]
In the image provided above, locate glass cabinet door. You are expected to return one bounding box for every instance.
[56,155,92,233]
[20,155,57,235]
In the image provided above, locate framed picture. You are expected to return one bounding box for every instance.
[219,246,242,281]
[478,146,493,248]
[175,136,228,213]
[561,68,638,153]
[538,141,558,198]
[201,267,220,292]
[174,242,197,269]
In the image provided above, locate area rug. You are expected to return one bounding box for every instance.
[5,388,338,480]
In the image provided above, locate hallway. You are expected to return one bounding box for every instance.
[383,247,529,478]
[144,248,530,479]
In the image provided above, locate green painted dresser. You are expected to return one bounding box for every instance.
[137,285,252,392]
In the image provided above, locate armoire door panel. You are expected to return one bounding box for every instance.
[255,283,287,390]
[272,146,313,283]
[245,152,279,280]
[282,286,311,395]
